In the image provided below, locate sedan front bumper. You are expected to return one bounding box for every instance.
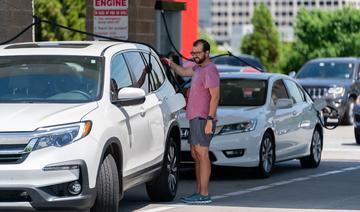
[181,131,262,167]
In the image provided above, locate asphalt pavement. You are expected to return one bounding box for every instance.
[120,125,360,212]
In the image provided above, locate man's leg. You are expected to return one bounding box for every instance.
[190,144,200,193]
[194,145,211,196]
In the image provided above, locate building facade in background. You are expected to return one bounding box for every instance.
[0,0,33,44]
[203,0,360,52]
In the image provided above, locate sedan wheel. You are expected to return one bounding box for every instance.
[300,129,322,168]
[256,132,274,178]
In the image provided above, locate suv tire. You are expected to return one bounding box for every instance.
[300,129,322,168]
[91,154,119,212]
[146,137,179,201]
[342,97,355,125]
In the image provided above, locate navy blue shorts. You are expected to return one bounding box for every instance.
[188,117,216,147]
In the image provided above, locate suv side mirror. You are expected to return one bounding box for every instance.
[114,87,146,106]
[275,98,294,109]
[288,71,296,78]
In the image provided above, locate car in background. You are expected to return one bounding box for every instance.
[353,96,360,144]
[216,65,262,73]
[291,57,360,125]
[212,54,265,71]
[179,72,325,178]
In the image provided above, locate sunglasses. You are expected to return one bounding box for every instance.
[190,51,204,55]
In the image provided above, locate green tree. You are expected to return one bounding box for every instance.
[282,7,360,73]
[198,30,226,55]
[34,0,86,41]
[241,3,281,72]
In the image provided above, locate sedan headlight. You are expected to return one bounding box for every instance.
[216,119,257,135]
[27,121,92,152]
[327,86,345,97]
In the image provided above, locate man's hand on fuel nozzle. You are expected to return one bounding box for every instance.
[160,57,171,66]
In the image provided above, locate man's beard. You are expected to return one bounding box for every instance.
[194,56,206,64]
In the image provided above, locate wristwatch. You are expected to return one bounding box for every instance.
[207,116,214,120]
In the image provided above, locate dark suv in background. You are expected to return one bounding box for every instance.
[212,54,265,71]
[291,57,360,125]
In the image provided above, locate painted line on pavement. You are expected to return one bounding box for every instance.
[138,165,360,212]
[324,148,360,152]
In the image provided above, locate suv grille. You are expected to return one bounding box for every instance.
[0,144,29,164]
[305,87,328,99]
[0,134,34,164]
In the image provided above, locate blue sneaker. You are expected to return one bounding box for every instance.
[180,192,198,202]
[182,194,212,204]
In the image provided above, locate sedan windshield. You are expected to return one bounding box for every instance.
[297,61,354,79]
[0,56,102,103]
[220,79,267,106]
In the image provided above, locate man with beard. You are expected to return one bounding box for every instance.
[162,39,220,204]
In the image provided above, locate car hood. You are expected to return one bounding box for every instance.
[0,102,98,131]
[179,106,264,128]
[296,78,352,88]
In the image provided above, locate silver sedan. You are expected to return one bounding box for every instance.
[180,72,324,178]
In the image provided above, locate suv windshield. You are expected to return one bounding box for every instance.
[0,56,102,103]
[220,79,267,106]
[297,61,354,79]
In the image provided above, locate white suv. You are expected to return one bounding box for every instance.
[0,41,185,211]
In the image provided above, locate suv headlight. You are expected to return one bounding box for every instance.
[216,119,257,135]
[327,86,345,97]
[27,121,92,152]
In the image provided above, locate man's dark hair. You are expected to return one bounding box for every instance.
[193,39,210,52]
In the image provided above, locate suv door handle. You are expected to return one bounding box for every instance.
[292,111,298,116]
[140,107,146,117]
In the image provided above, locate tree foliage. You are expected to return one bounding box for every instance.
[34,0,86,41]
[241,3,281,72]
[282,7,360,73]
[198,30,226,54]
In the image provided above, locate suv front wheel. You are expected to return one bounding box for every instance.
[343,97,355,125]
[91,154,120,212]
[146,137,179,201]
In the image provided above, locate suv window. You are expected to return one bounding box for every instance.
[123,51,149,94]
[212,55,264,70]
[110,54,133,99]
[357,63,360,80]
[271,80,289,104]
[284,79,305,103]
[143,54,165,91]
[297,61,354,79]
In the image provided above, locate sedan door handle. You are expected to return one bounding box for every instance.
[292,111,298,116]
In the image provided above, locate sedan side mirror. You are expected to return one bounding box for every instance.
[113,87,146,106]
[275,98,293,109]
